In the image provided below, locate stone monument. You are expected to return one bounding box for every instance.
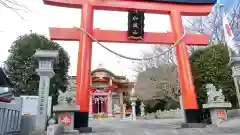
[53,90,80,133]
[34,49,58,131]
[203,84,232,126]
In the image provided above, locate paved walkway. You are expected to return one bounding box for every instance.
[219,117,240,128]
[65,118,240,135]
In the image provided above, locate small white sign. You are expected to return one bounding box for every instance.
[20,95,52,116]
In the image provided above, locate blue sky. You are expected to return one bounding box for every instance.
[218,0,239,11]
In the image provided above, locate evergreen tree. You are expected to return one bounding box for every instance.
[190,45,237,108]
[5,33,70,105]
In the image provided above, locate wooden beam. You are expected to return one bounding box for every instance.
[49,28,209,45]
[43,0,213,16]
[49,28,81,41]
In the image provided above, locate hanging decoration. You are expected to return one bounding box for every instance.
[147,59,154,68]
[106,87,117,93]
[141,58,145,71]
[94,96,108,103]
[153,57,158,68]
[116,55,120,64]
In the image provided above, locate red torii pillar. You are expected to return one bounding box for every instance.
[43,0,213,128]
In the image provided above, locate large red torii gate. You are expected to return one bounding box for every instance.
[43,0,214,128]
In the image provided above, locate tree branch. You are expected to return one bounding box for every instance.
[0,0,31,20]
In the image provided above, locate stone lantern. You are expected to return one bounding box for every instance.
[33,49,58,131]
[229,54,240,108]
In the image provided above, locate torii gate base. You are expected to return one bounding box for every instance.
[43,0,214,129]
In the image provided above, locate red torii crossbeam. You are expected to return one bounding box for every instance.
[43,0,213,127]
[49,28,209,45]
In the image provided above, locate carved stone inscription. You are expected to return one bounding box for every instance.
[39,77,46,114]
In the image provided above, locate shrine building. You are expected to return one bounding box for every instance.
[68,68,133,118]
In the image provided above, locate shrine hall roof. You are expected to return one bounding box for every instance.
[91,68,127,80]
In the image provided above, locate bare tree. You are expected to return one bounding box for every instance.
[135,64,180,101]
[184,2,240,45]
[0,0,30,19]
[134,44,180,101]
[133,45,176,71]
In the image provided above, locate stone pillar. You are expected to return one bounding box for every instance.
[107,92,113,117]
[119,92,124,117]
[119,92,124,104]
[33,50,58,131]
[89,93,93,118]
[130,96,137,121]
[122,104,126,119]
[179,95,186,122]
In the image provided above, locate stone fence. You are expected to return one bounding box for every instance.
[146,108,183,119]
[0,97,23,135]
[145,108,240,119]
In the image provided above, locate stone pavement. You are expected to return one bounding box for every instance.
[219,117,240,128]
[64,118,240,135]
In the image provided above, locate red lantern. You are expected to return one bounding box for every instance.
[106,87,111,92]
[90,88,96,93]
